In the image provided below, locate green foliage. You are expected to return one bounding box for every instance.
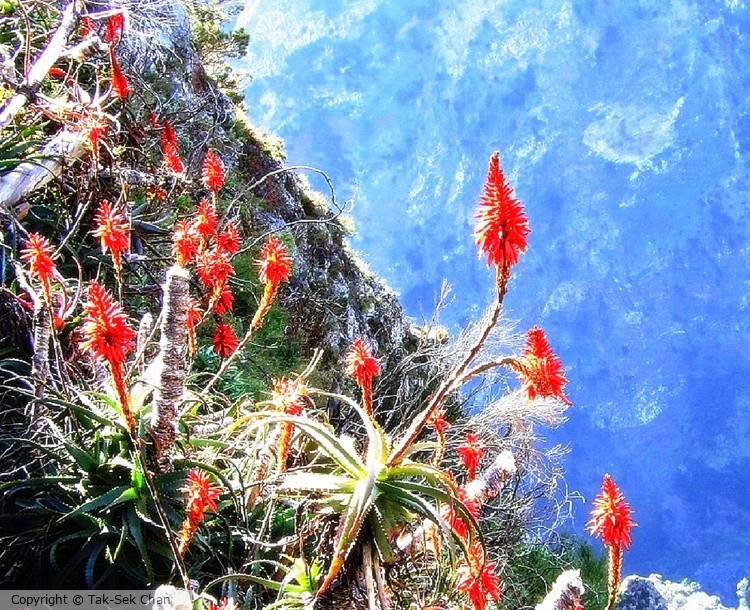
[195,305,303,402]
[0,397,176,587]
[186,0,250,103]
[501,536,609,610]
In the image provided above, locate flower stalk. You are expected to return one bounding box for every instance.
[587,474,636,610]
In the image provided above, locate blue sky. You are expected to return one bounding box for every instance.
[236,0,750,601]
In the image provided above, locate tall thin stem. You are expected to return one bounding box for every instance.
[388,266,510,466]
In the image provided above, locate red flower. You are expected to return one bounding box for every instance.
[104,12,126,44]
[202,149,225,194]
[212,320,239,359]
[178,469,222,556]
[194,199,218,240]
[444,484,480,540]
[345,337,379,390]
[272,377,308,416]
[345,337,379,415]
[173,219,199,266]
[431,408,450,466]
[587,474,635,550]
[196,248,234,290]
[457,433,485,481]
[271,376,309,473]
[79,281,137,434]
[160,121,183,173]
[80,281,136,366]
[184,468,222,514]
[217,222,240,255]
[517,326,571,405]
[20,233,57,304]
[212,282,234,316]
[162,141,183,174]
[162,120,178,148]
[474,152,530,270]
[88,123,106,163]
[109,50,129,100]
[92,199,130,276]
[457,544,502,610]
[256,235,293,287]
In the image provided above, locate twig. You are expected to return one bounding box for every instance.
[0,1,79,130]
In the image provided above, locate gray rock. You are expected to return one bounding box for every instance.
[619,575,669,610]
[619,575,739,610]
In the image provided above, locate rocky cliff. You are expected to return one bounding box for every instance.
[114,0,414,372]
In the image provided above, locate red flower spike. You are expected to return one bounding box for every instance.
[256,235,293,287]
[345,337,379,390]
[587,474,636,551]
[194,199,218,241]
[457,433,485,481]
[88,123,106,163]
[183,469,222,514]
[271,377,308,416]
[109,50,129,101]
[474,152,530,270]
[518,326,572,405]
[272,377,309,473]
[80,281,136,366]
[162,140,184,174]
[432,409,450,435]
[212,282,234,316]
[173,219,199,267]
[80,281,137,435]
[212,320,239,359]
[249,236,293,333]
[162,120,178,147]
[196,248,234,291]
[345,337,379,416]
[457,543,502,610]
[217,222,241,255]
[202,149,225,194]
[160,121,183,173]
[178,469,222,556]
[20,233,57,305]
[92,199,130,277]
[431,408,450,466]
[104,12,126,44]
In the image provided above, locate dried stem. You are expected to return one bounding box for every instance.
[149,266,190,473]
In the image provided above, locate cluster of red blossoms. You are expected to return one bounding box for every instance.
[170,149,294,360]
[474,152,530,271]
[20,232,58,306]
[168,150,240,358]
